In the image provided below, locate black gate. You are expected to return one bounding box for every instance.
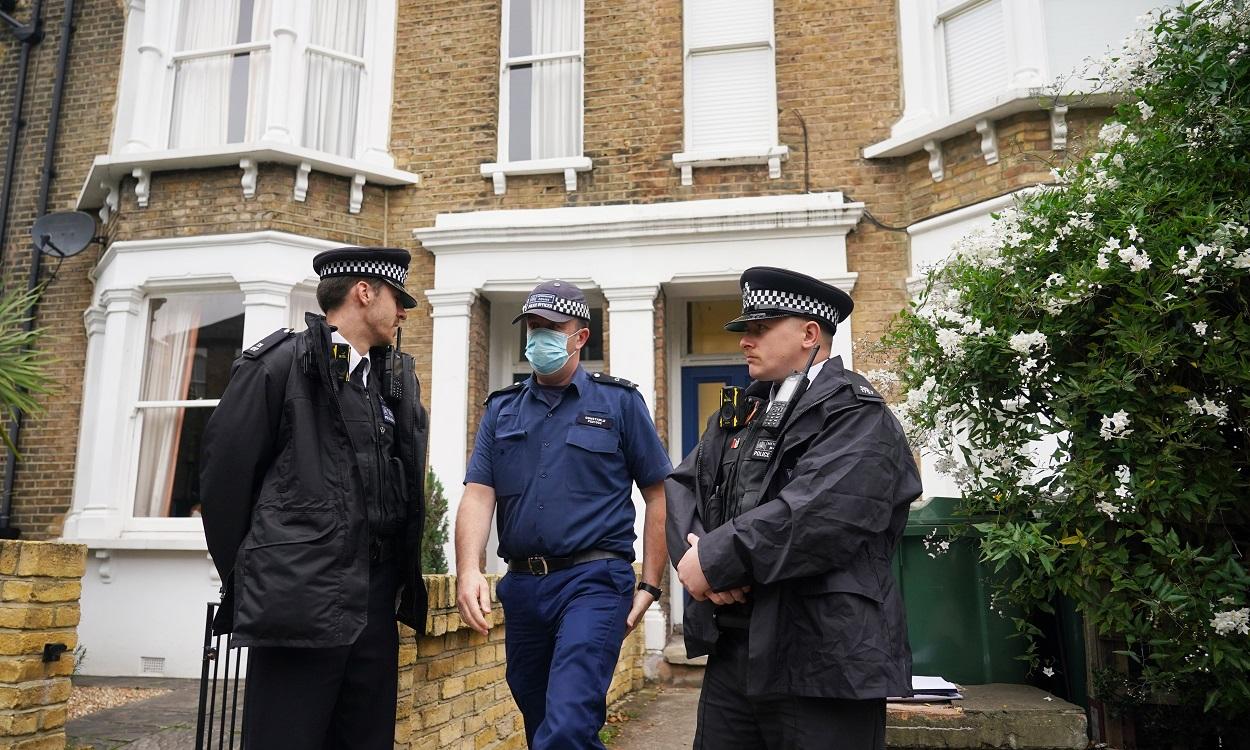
[195,602,246,750]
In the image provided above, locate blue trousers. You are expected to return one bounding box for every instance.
[496,558,635,750]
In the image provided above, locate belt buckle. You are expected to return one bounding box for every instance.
[527,556,549,575]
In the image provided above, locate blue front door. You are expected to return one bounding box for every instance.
[680,365,751,457]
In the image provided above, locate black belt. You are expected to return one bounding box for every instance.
[507,549,627,576]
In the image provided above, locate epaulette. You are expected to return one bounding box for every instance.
[243,328,295,360]
[844,371,884,403]
[483,381,525,405]
[590,372,638,389]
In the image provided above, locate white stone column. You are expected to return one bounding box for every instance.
[1005,0,1049,89]
[124,0,167,153]
[426,289,478,573]
[359,0,398,169]
[601,284,660,616]
[66,291,145,538]
[64,307,108,538]
[261,0,297,145]
[240,281,295,347]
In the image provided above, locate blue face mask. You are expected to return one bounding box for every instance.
[525,327,580,375]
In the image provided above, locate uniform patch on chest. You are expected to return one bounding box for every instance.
[576,413,614,430]
[379,398,396,425]
[750,438,777,461]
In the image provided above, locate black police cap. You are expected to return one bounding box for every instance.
[511,280,591,325]
[724,266,853,333]
[312,246,418,309]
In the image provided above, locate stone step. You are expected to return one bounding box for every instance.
[887,683,1087,749]
[657,635,705,687]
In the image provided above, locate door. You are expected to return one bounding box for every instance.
[680,364,751,457]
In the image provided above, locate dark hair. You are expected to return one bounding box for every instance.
[316,276,383,313]
[799,315,837,340]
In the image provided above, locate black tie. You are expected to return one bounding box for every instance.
[350,359,367,389]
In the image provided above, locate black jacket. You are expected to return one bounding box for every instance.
[201,314,428,647]
[666,357,921,699]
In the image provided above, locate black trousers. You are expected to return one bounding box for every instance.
[241,561,399,750]
[694,629,886,750]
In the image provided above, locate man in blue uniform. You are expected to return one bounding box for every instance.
[455,280,671,750]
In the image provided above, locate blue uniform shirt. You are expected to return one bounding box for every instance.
[464,366,672,561]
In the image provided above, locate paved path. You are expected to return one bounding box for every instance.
[608,686,699,750]
[68,676,218,750]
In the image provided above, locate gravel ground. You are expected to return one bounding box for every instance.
[69,686,173,720]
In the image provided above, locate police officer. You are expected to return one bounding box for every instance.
[667,267,922,749]
[455,280,671,750]
[200,247,429,749]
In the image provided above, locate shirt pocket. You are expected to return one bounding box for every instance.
[493,429,528,496]
[564,425,622,494]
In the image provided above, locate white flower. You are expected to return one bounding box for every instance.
[1043,666,1055,678]
[1115,465,1131,484]
[1117,244,1151,272]
[1095,500,1119,518]
[1100,410,1133,440]
[1211,608,1250,636]
[1136,100,1154,121]
[935,328,966,358]
[1127,225,1140,241]
[1193,321,1209,336]
[1009,331,1048,355]
[1186,397,1229,423]
[1099,121,1128,145]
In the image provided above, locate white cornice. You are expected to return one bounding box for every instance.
[414,193,865,254]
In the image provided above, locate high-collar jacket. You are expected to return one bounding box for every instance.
[201,313,428,647]
[666,356,921,699]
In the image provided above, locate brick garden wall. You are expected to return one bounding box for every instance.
[0,541,86,750]
[397,575,645,750]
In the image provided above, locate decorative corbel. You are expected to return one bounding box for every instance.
[680,164,693,187]
[240,158,258,199]
[294,161,311,202]
[768,154,782,179]
[923,139,944,182]
[131,167,150,208]
[349,173,366,214]
[100,182,120,224]
[491,171,506,196]
[976,118,999,165]
[564,168,577,192]
[96,550,112,584]
[1050,105,1069,151]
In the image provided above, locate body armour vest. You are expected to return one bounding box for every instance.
[340,360,404,538]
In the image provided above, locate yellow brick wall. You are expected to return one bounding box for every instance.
[0,541,86,750]
[398,574,645,750]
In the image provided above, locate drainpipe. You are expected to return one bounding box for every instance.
[0,0,45,268]
[0,0,75,538]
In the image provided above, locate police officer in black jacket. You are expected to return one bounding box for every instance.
[201,247,428,749]
[667,267,922,749]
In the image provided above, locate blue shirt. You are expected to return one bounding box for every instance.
[464,366,672,561]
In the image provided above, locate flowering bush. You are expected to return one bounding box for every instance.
[885,0,1250,724]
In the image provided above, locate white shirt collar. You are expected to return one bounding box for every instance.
[330,330,369,384]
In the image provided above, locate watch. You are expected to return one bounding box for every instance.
[637,581,663,599]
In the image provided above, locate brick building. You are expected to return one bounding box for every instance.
[0,0,1159,678]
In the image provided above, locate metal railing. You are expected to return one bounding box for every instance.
[195,602,246,750]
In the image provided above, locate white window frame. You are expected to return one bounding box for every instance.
[673,0,787,186]
[62,231,342,547]
[81,0,416,216]
[865,0,1166,164]
[481,0,591,196]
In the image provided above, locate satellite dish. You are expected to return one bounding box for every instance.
[31,211,96,258]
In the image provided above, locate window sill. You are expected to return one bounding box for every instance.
[863,88,1121,162]
[76,143,422,218]
[671,145,789,186]
[480,156,593,195]
[63,533,209,551]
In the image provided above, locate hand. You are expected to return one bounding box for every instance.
[677,533,712,601]
[706,585,751,606]
[456,570,493,636]
[624,588,655,635]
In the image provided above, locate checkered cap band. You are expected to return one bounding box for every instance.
[742,287,840,325]
[522,292,590,320]
[318,259,408,286]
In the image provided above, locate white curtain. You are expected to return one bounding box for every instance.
[170,0,239,148]
[530,0,581,159]
[134,298,202,518]
[304,0,366,157]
